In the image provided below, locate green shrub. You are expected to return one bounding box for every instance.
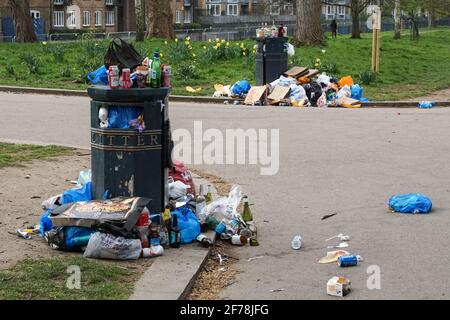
[320,61,339,75]
[60,65,71,78]
[49,44,65,62]
[19,52,40,74]
[358,70,376,85]
[175,62,200,81]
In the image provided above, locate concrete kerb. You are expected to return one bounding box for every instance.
[130,174,219,300]
[1,85,449,108]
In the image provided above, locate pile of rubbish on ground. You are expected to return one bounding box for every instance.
[213,66,370,108]
[16,162,258,260]
[287,192,433,298]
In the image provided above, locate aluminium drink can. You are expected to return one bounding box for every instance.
[337,255,358,267]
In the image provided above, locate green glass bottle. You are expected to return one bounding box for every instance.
[150,48,162,88]
[242,195,253,222]
[205,184,213,205]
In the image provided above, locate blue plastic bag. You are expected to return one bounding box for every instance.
[418,101,436,109]
[87,65,108,85]
[107,106,143,129]
[388,193,432,214]
[172,206,201,244]
[39,209,53,237]
[232,80,251,95]
[64,227,94,250]
[351,84,363,100]
[61,181,93,205]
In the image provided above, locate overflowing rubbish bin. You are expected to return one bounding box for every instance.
[255,37,288,85]
[87,86,172,213]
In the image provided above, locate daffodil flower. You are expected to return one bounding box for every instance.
[175,38,178,43]
[208,38,212,43]
[186,36,191,41]
[203,46,207,49]
[42,41,47,46]
[192,53,196,57]
[322,49,326,54]
[164,41,168,45]
[216,38,220,42]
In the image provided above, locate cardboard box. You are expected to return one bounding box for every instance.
[327,276,351,297]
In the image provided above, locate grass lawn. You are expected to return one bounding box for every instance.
[0,142,73,168]
[0,27,449,100]
[0,256,136,299]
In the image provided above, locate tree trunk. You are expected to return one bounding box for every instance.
[135,0,145,41]
[428,9,436,28]
[7,0,36,43]
[145,0,174,39]
[293,0,324,46]
[350,1,361,39]
[393,0,401,39]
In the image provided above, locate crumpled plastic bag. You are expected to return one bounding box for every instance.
[84,232,142,260]
[168,180,190,200]
[88,65,108,85]
[231,80,251,95]
[317,73,331,87]
[289,84,307,102]
[388,193,432,214]
[351,84,363,100]
[338,76,354,88]
[336,85,352,99]
[316,92,328,108]
[108,106,143,130]
[269,75,297,90]
[172,206,201,244]
[76,169,91,187]
[61,181,93,205]
[286,43,295,56]
[198,185,242,223]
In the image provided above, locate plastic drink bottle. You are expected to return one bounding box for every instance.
[291,235,302,250]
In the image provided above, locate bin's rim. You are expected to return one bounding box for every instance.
[87,85,171,103]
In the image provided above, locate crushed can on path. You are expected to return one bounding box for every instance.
[337,255,359,267]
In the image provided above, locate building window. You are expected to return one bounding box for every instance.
[68,10,76,27]
[184,8,191,23]
[106,0,114,5]
[95,11,102,26]
[270,5,280,16]
[326,5,335,20]
[227,4,238,16]
[175,10,181,24]
[83,11,90,26]
[53,11,64,27]
[337,6,345,19]
[106,11,115,26]
[207,4,221,16]
[284,4,294,15]
[30,10,40,19]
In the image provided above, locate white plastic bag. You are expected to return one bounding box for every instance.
[336,85,351,99]
[287,43,295,57]
[99,107,109,128]
[76,169,91,187]
[83,232,142,260]
[289,84,307,101]
[198,185,242,223]
[168,180,190,199]
[317,73,331,87]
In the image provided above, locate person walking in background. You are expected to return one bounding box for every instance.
[330,19,338,39]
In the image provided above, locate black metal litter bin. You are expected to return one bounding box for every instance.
[87,86,172,214]
[255,37,288,86]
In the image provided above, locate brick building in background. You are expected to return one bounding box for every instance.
[0,0,135,40]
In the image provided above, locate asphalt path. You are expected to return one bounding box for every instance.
[1,92,450,299]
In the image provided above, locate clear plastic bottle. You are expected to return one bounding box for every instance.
[291,235,302,250]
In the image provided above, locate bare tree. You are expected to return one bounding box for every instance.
[145,0,174,39]
[7,0,36,43]
[294,0,324,46]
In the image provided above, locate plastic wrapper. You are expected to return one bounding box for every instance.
[83,232,142,260]
[76,169,91,187]
[198,185,242,224]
